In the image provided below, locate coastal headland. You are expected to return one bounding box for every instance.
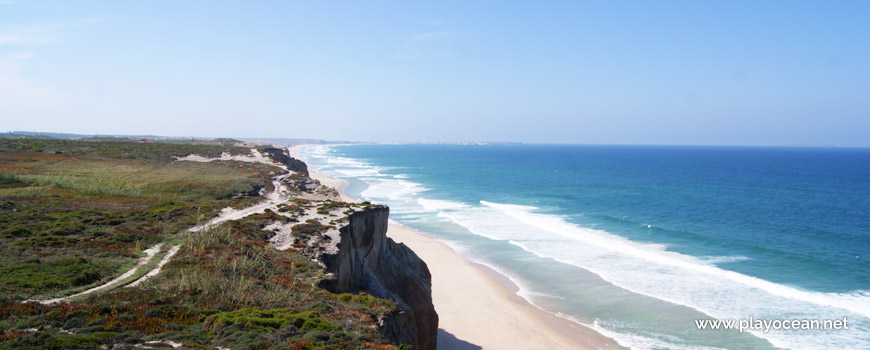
[0,138,434,349]
[294,145,623,350]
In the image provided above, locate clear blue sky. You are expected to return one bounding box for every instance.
[2,1,868,146]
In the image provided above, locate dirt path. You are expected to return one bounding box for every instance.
[36,244,162,304]
[186,172,292,233]
[36,149,295,303]
[127,245,180,288]
[123,149,294,287]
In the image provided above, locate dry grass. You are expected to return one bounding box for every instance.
[8,174,145,197]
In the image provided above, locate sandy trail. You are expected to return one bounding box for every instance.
[186,173,292,233]
[125,149,294,287]
[173,148,284,168]
[36,244,162,304]
[36,149,296,303]
[127,245,181,288]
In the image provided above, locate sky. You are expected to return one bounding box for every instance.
[1,1,869,146]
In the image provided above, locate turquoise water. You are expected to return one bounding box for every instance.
[295,144,870,350]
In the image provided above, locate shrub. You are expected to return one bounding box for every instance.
[45,221,86,236]
[2,226,31,238]
[0,258,102,291]
[13,175,145,197]
[299,318,340,333]
[13,235,77,247]
[291,220,329,237]
[203,308,319,334]
[301,330,331,342]
[0,172,22,185]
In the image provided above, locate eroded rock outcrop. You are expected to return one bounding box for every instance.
[281,175,340,200]
[257,149,437,349]
[318,207,438,350]
[261,147,309,176]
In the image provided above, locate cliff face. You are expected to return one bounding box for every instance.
[318,207,438,350]
[261,147,309,176]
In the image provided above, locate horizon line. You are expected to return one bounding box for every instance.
[5,130,868,149]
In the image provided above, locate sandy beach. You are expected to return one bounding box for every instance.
[296,146,621,350]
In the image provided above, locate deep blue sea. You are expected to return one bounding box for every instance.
[295,144,870,350]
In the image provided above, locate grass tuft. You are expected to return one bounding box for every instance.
[11,174,145,197]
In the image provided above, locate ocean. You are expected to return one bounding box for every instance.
[294,144,870,350]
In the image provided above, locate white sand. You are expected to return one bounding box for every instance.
[304,160,620,350]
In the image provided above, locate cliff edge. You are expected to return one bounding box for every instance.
[261,146,310,177]
[318,207,438,350]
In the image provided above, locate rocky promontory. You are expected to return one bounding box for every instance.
[318,207,438,350]
[0,139,438,349]
[261,146,310,176]
[265,151,439,350]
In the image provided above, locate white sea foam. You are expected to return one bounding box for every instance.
[334,167,383,177]
[295,145,330,161]
[439,200,870,349]
[302,146,870,349]
[698,255,752,264]
[361,179,429,201]
[326,156,368,167]
[438,211,533,241]
[417,198,470,211]
[479,200,870,318]
[585,319,729,350]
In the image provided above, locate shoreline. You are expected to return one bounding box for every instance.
[292,145,621,350]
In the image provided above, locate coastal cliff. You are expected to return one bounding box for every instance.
[0,139,436,349]
[261,146,310,176]
[318,207,438,350]
[265,149,438,349]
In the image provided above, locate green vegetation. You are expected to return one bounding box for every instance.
[0,138,403,349]
[0,138,248,163]
[203,308,340,334]
[0,258,102,292]
[4,173,145,197]
[317,200,351,211]
[0,222,402,349]
[292,220,332,237]
[0,139,272,300]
